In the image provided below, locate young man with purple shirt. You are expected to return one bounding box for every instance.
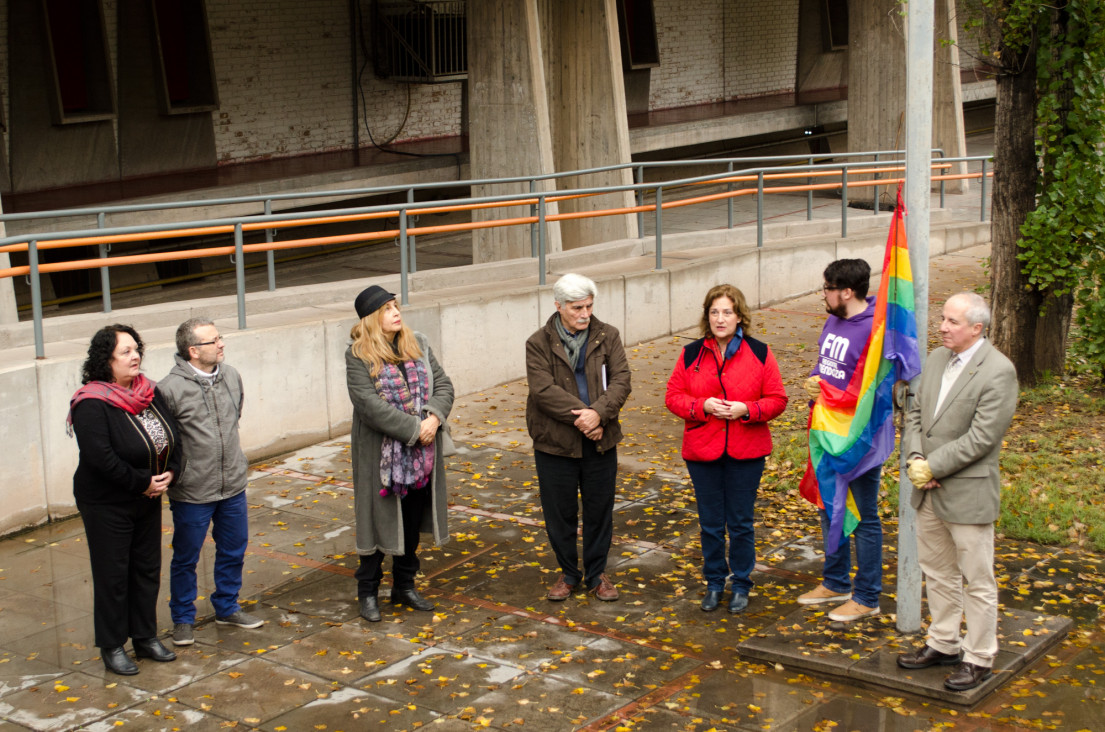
[799,258,883,622]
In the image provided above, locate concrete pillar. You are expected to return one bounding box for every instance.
[0,196,17,324]
[933,0,969,193]
[847,0,907,206]
[540,0,637,249]
[468,0,562,264]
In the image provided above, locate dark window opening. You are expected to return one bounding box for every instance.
[41,0,116,124]
[150,0,219,114]
[617,0,660,70]
[823,0,848,51]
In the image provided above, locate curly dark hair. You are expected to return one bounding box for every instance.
[81,324,145,384]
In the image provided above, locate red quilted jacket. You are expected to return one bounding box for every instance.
[665,335,788,462]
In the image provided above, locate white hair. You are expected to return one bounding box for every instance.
[949,291,991,330]
[553,273,597,304]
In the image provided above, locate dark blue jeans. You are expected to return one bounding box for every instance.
[169,491,249,623]
[818,466,882,607]
[687,456,765,595]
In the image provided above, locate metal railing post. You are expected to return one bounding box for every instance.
[234,224,247,330]
[807,156,814,220]
[529,179,538,257]
[538,196,547,285]
[727,162,734,229]
[873,153,881,216]
[756,172,764,247]
[980,159,989,222]
[399,209,409,305]
[97,212,111,313]
[841,165,849,238]
[264,200,276,291]
[654,186,663,270]
[407,188,418,273]
[635,165,645,237]
[29,240,45,359]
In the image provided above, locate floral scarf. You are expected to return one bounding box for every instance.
[375,359,435,498]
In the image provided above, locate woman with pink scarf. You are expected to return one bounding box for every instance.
[68,324,181,675]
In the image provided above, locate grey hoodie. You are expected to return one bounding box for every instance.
[159,354,249,504]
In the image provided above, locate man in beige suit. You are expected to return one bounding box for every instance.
[897,292,1018,692]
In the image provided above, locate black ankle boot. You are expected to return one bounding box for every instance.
[390,588,434,611]
[133,637,176,662]
[101,646,139,675]
[359,595,381,622]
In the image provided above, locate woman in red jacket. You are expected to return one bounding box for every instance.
[665,284,788,613]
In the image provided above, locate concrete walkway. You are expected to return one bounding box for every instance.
[1,243,1102,731]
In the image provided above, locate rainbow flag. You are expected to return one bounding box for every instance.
[799,187,921,556]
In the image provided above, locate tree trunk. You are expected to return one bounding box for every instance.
[989,35,1040,385]
[1031,7,1076,377]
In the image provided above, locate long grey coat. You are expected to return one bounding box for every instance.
[345,332,454,556]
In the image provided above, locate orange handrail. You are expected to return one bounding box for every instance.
[0,164,992,281]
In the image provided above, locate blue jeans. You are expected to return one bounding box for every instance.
[687,456,765,595]
[819,466,882,607]
[169,491,249,623]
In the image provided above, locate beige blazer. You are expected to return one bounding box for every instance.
[902,339,1018,524]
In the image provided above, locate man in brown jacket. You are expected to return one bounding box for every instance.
[526,273,632,602]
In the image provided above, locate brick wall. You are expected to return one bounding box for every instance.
[724,0,798,98]
[649,0,799,110]
[207,0,463,163]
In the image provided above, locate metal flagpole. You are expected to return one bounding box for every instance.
[899,0,934,634]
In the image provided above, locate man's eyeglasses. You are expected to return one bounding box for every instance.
[822,285,841,292]
[194,336,223,347]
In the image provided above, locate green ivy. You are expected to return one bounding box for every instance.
[984,0,1105,376]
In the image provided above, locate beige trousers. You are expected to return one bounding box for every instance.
[916,498,998,668]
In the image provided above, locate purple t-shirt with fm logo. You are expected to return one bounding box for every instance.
[811,296,876,392]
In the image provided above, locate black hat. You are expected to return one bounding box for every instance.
[354,286,396,319]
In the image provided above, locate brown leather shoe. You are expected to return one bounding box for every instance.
[897,644,962,669]
[944,661,993,691]
[547,575,578,601]
[589,574,618,602]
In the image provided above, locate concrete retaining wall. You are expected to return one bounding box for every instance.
[0,216,990,537]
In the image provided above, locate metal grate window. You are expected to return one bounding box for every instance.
[373,0,467,83]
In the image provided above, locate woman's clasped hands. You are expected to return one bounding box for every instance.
[703,397,749,421]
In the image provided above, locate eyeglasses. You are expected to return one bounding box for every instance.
[194,336,223,347]
[822,285,841,292]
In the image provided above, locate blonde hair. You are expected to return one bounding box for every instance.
[699,284,753,337]
[350,307,422,377]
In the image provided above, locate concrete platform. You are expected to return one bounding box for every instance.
[738,605,1073,707]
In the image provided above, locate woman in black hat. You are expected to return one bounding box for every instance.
[345,286,454,621]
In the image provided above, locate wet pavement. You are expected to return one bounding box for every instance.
[2,244,1104,731]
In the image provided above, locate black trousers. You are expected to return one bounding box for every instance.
[355,486,430,597]
[78,497,163,649]
[535,441,618,589]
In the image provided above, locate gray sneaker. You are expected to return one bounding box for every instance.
[214,610,264,629]
[171,623,194,646]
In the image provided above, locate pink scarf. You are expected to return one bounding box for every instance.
[67,374,157,432]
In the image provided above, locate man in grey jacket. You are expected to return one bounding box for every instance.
[897,293,1018,692]
[160,318,263,646]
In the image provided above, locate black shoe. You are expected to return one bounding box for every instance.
[101,646,139,676]
[359,595,382,622]
[728,593,749,614]
[700,590,722,612]
[390,588,434,611]
[944,661,993,691]
[133,637,176,662]
[897,644,962,670]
